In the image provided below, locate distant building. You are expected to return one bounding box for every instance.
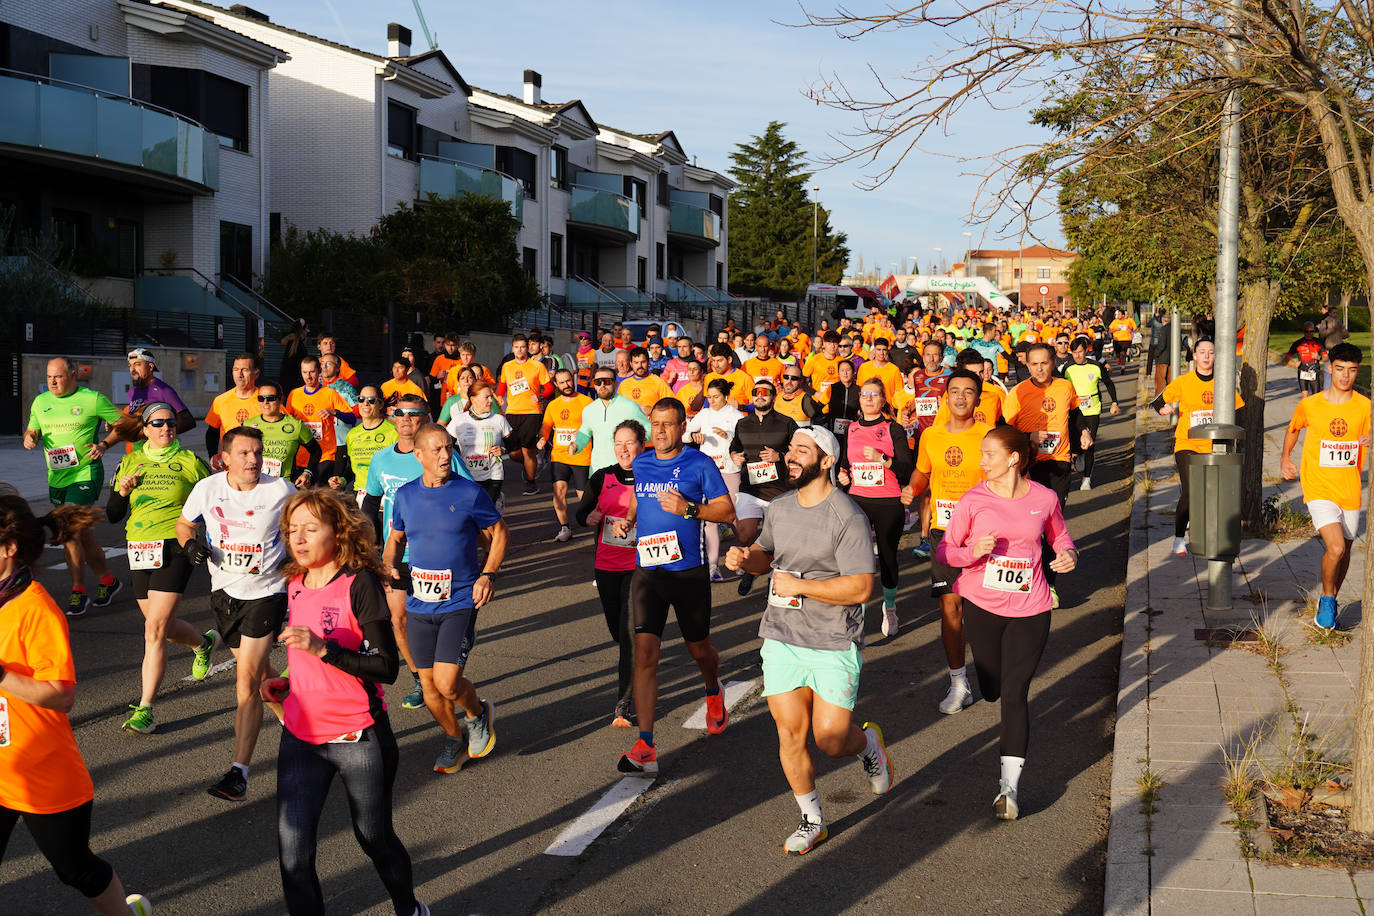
[966,245,1079,311]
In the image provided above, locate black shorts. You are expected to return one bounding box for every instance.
[505,413,542,450]
[631,566,712,643]
[929,528,958,598]
[210,590,287,648]
[130,539,194,599]
[407,607,477,669]
[551,462,589,489]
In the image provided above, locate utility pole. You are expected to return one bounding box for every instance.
[811,187,820,286]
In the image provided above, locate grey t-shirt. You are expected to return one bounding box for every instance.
[756,487,876,651]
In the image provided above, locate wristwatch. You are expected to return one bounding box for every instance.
[478,571,498,581]
[683,502,699,520]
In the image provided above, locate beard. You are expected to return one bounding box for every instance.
[789,457,823,488]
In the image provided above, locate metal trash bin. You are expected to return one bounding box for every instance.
[1186,423,1244,559]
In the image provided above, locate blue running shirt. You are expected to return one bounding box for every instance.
[364,445,471,561]
[631,447,729,572]
[390,476,501,615]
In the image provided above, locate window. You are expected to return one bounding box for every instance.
[269,212,281,248]
[220,221,253,284]
[1037,266,1052,279]
[387,100,416,159]
[203,73,248,151]
[131,64,250,151]
[550,233,563,278]
[623,177,647,217]
[522,246,537,278]
[1012,267,1022,279]
[497,147,538,202]
[716,262,723,290]
[550,145,568,191]
[657,172,669,206]
[637,257,647,292]
[656,242,665,280]
[418,125,455,158]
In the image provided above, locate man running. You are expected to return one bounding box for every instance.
[538,369,593,541]
[897,341,952,559]
[177,426,293,800]
[1285,322,1327,398]
[286,356,356,483]
[729,380,799,596]
[725,425,892,853]
[125,348,195,439]
[1109,309,1137,372]
[611,399,736,776]
[24,357,125,615]
[385,424,507,773]
[315,334,359,387]
[497,333,553,496]
[1062,337,1119,490]
[617,347,674,416]
[571,367,650,472]
[205,353,262,464]
[331,386,398,501]
[242,381,320,486]
[319,354,360,448]
[1280,342,1370,630]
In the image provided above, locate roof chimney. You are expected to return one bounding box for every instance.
[523,69,541,105]
[387,23,412,58]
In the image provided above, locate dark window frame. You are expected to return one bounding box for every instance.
[655,242,665,280]
[387,99,417,160]
[550,232,563,278]
[550,145,568,191]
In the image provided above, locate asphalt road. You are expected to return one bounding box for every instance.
[3,372,1134,915]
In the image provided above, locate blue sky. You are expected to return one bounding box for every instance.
[272,0,1065,276]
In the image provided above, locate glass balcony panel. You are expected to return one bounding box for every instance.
[0,77,39,146]
[420,157,524,223]
[669,202,721,243]
[570,186,639,237]
[40,83,97,158]
[95,95,142,166]
[139,108,180,176]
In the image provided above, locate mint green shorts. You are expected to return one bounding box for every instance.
[761,638,863,711]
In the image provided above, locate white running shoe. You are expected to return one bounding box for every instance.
[126,895,153,915]
[1171,536,1188,555]
[994,780,1019,821]
[783,815,828,855]
[1079,477,1092,491]
[554,525,572,542]
[860,722,894,794]
[709,564,724,583]
[939,680,974,714]
[880,602,899,637]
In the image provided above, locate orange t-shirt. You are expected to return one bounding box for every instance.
[286,385,353,461]
[856,360,904,403]
[916,420,993,530]
[498,359,552,416]
[743,356,784,385]
[675,381,705,418]
[445,363,497,401]
[0,582,93,814]
[542,394,593,466]
[430,354,461,382]
[381,378,427,404]
[205,388,261,433]
[1160,371,1246,454]
[704,370,753,407]
[618,374,674,415]
[1288,392,1371,510]
[1002,378,1080,462]
[934,383,1005,428]
[803,353,844,391]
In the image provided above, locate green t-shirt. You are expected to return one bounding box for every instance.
[114,442,209,540]
[242,414,314,478]
[344,420,399,490]
[27,387,124,486]
[437,393,469,425]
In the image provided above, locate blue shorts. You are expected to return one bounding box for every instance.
[406,607,477,670]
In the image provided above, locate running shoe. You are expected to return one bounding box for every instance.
[415,904,431,916]
[994,780,1020,821]
[555,525,572,543]
[465,698,496,759]
[705,685,728,734]
[709,564,724,583]
[737,572,755,596]
[860,722,893,795]
[612,698,635,727]
[434,733,468,774]
[207,767,247,801]
[402,673,426,709]
[66,589,88,618]
[1170,536,1188,555]
[191,629,220,681]
[93,578,124,608]
[617,738,658,777]
[911,538,932,559]
[902,509,918,532]
[522,483,539,497]
[881,601,899,638]
[1079,477,1092,491]
[126,894,153,915]
[1316,595,1339,631]
[783,815,828,855]
[1050,587,1060,610]
[122,704,155,734]
[939,680,975,715]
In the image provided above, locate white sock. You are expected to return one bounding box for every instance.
[949,666,968,686]
[1000,755,1025,793]
[794,790,823,823]
[232,762,249,778]
[862,728,879,760]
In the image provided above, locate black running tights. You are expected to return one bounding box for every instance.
[0,801,113,899]
[852,495,904,589]
[595,568,634,702]
[962,602,1051,758]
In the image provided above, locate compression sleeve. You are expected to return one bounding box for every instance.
[206,426,220,459]
[888,420,915,481]
[105,488,129,524]
[322,619,399,684]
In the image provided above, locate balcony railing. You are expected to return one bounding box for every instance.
[668,201,721,245]
[0,69,219,190]
[568,185,640,240]
[419,156,524,223]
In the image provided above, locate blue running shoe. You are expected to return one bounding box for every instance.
[912,538,932,560]
[1316,596,1339,630]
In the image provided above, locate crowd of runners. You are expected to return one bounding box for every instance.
[4,296,1367,911]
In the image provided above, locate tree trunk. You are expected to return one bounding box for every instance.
[1237,280,1279,530]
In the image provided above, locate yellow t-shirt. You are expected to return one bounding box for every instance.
[542,394,593,467]
[1160,372,1246,454]
[916,420,993,530]
[1288,391,1370,510]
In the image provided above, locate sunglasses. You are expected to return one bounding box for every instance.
[859,391,884,399]
[782,375,802,381]
[593,378,616,385]
[359,396,382,404]
[144,417,174,428]
[390,408,426,418]
[257,395,279,402]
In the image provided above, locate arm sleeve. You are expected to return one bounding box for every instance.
[296,438,322,479]
[1098,367,1119,405]
[575,469,606,527]
[105,486,129,524]
[888,421,914,481]
[334,447,355,487]
[205,425,220,458]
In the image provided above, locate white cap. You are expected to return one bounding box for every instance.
[791,425,840,483]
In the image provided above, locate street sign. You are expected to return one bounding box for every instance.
[1039,285,1050,296]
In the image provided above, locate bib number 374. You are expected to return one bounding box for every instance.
[983,554,1033,593]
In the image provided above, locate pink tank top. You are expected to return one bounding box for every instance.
[284,571,381,743]
[846,419,901,498]
[595,472,637,572]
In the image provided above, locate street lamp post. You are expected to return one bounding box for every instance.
[811,186,820,286]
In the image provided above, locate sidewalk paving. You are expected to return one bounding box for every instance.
[1106,361,1368,915]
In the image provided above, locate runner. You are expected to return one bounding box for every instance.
[774,363,822,428]
[315,333,359,387]
[723,425,892,854]
[856,338,903,403]
[617,347,675,416]
[266,488,428,916]
[611,398,736,776]
[803,331,845,395]
[242,380,321,485]
[105,402,212,735]
[496,333,553,496]
[538,369,593,541]
[898,341,952,560]
[384,424,507,774]
[177,426,293,800]
[818,359,861,441]
[382,357,428,408]
[1285,322,1327,398]
[124,348,195,439]
[1109,309,1137,372]
[0,489,153,915]
[571,366,650,472]
[837,379,913,637]
[1279,342,1369,630]
[446,384,511,508]
[1062,337,1119,491]
[24,357,125,616]
[743,336,785,386]
[437,367,478,424]
[330,386,398,502]
[934,426,1077,820]
[575,420,647,726]
[728,380,799,596]
[205,353,262,463]
[704,344,753,408]
[319,354,360,449]
[673,359,707,419]
[902,370,992,714]
[663,335,697,391]
[1153,338,1245,555]
[286,356,356,484]
[933,350,1005,427]
[686,379,746,581]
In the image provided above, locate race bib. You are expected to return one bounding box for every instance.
[410,566,452,602]
[934,498,957,530]
[713,454,727,470]
[327,730,362,744]
[508,376,530,397]
[983,554,1033,592]
[1320,440,1359,468]
[221,541,264,575]
[913,397,940,417]
[1299,369,1317,382]
[44,444,79,470]
[601,517,636,547]
[305,420,324,441]
[128,540,164,570]
[554,428,576,447]
[1037,431,1062,455]
[0,696,9,747]
[747,461,779,485]
[767,571,802,609]
[852,461,884,487]
[833,418,851,436]
[465,454,492,472]
[902,420,917,439]
[1081,393,1098,411]
[636,531,682,567]
[262,457,283,477]
[1189,409,1213,428]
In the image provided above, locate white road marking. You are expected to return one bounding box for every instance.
[544,777,653,856]
[182,658,237,683]
[682,678,758,729]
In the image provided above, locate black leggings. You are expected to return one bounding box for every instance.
[0,801,114,899]
[962,602,1051,758]
[852,495,904,589]
[1029,460,1071,586]
[594,568,634,702]
[1175,452,1191,538]
[1071,414,1102,476]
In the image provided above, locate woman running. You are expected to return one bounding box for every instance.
[0,489,152,915]
[437,366,477,425]
[934,426,1077,820]
[446,383,510,509]
[265,488,426,916]
[687,378,745,581]
[821,358,862,441]
[106,401,212,735]
[575,420,646,727]
[776,337,796,367]
[836,379,913,638]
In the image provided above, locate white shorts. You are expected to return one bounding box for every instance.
[1307,499,1361,540]
[736,491,772,521]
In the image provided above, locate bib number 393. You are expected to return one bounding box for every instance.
[128,540,164,570]
[410,566,452,602]
[45,445,79,470]
[1320,439,1359,468]
[636,531,682,567]
[982,554,1033,593]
